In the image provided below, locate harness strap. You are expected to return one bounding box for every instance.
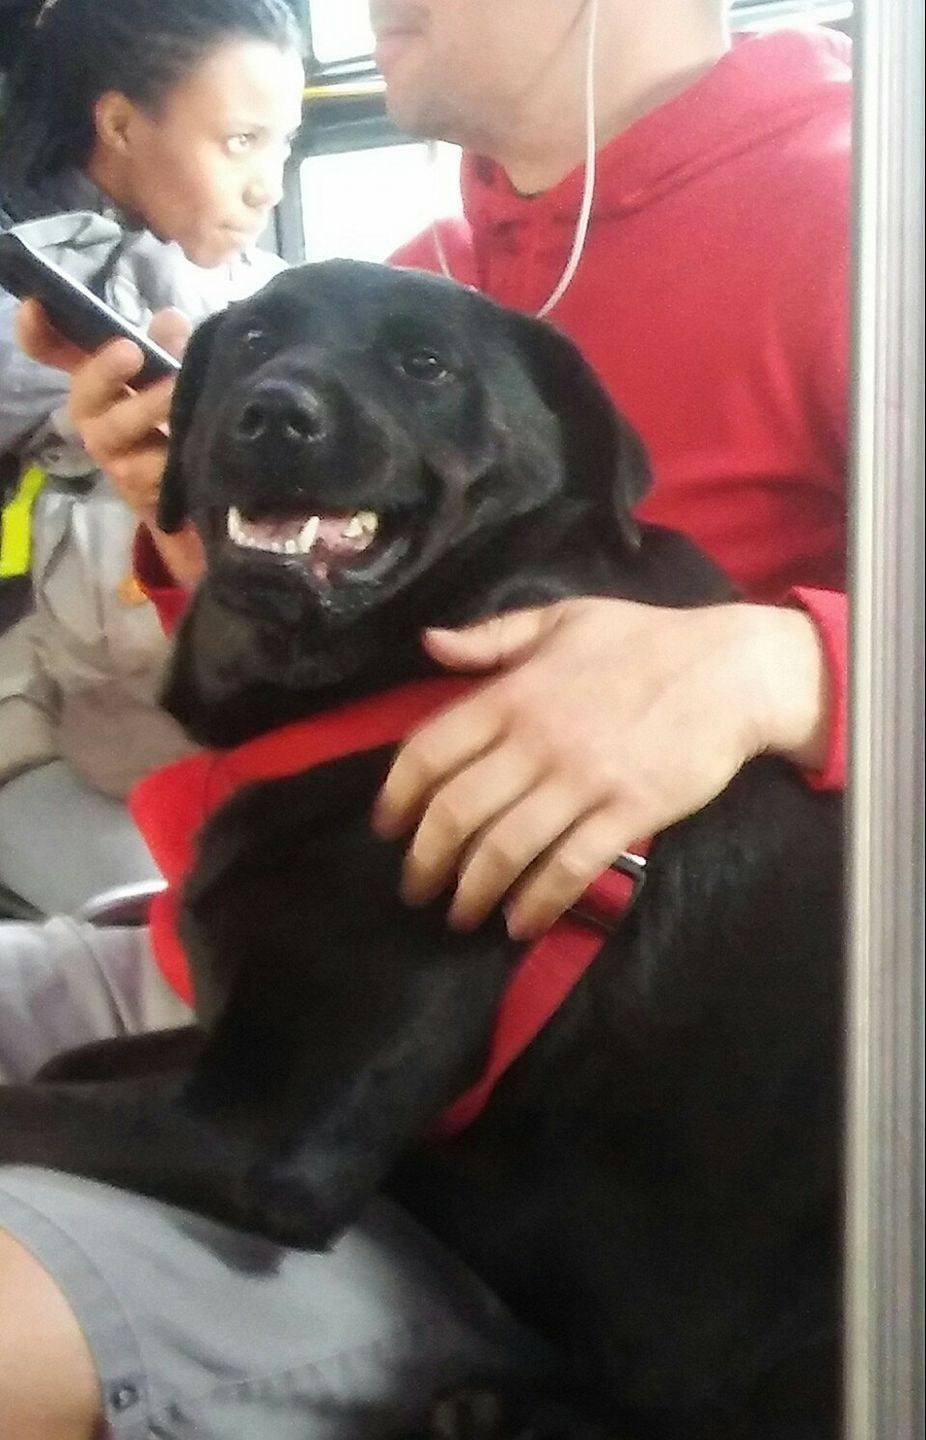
[131,677,650,1136]
[432,850,647,1139]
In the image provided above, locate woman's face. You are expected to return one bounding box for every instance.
[96,39,305,268]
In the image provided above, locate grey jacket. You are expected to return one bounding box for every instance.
[0,194,285,796]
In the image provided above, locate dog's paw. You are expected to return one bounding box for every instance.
[36,1042,120,1083]
[392,1386,505,1440]
[244,1161,350,1251]
[0,1085,57,1165]
[406,1384,618,1440]
[430,1386,507,1439]
[35,1028,202,1084]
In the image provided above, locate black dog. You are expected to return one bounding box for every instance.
[0,261,842,1438]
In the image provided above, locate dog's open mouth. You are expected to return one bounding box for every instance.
[224,505,405,587]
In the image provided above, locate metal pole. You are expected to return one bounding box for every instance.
[844,0,925,1436]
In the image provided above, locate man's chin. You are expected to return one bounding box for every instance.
[382,80,455,145]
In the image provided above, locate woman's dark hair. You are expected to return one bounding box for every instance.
[0,0,303,218]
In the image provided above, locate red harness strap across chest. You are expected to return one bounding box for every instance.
[131,677,646,1138]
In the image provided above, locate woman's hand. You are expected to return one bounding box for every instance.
[15,299,204,586]
[373,597,829,939]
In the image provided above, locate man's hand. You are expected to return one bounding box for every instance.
[15,299,204,586]
[373,597,829,939]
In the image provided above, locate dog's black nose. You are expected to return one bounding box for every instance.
[235,382,329,447]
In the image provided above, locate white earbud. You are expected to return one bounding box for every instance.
[429,0,600,319]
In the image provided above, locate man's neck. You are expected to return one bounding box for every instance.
[494,6,730,196]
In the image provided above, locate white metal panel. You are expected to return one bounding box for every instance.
[845,0,925,1436]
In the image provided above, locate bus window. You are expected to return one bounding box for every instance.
[300,142,461,263]
[308,0,374,67]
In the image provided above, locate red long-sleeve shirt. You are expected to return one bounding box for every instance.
[389,26,851,788]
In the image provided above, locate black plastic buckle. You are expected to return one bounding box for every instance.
[567,850,648,934]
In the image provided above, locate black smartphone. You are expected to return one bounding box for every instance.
[0,230,181,384]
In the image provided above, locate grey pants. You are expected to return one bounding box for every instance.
[0,919,550,1438]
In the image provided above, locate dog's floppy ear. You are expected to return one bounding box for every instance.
[157,311,223,534]
[509,313,650,550]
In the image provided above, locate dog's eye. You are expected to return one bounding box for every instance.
[242,328,269,352]
[395,349,452,385]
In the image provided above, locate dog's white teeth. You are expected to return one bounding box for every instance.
[227,506,265,549]
[343,510,379,540]
[225,508,376,558]
[296,515,321,553]
[226,510,322,555]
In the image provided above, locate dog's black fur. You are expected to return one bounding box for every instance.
[0,262,842,1439]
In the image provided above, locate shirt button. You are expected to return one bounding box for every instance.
[110,1382,139,1410]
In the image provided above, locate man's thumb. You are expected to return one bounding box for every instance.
[423,607,553,672]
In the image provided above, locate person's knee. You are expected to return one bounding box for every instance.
[0,1224,102,1440]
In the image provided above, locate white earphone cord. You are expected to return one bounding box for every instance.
[429,0,599,319]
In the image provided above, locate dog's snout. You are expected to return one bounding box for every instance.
[235,382,329,448]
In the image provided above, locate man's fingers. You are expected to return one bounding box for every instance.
[447,780,599,932]
[422,604,561,672]
[373,693,503,837]
[399,743,540,907]
[504,805,642,939]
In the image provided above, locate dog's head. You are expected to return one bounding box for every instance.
[159,260,651,740]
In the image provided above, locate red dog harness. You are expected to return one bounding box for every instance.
[131,677,646,1137]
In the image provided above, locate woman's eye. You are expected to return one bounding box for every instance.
[396,350,452,384]
[226,133,256,155]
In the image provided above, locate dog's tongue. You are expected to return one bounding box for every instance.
[316,516,353,550]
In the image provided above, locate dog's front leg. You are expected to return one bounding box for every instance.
[36,1025,204,1083]
[0,1076,299,1242]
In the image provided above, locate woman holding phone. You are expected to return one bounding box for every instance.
[0,0,303,914]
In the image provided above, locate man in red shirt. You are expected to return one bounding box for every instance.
[370,0,848,941]
[0,4,850,1436]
